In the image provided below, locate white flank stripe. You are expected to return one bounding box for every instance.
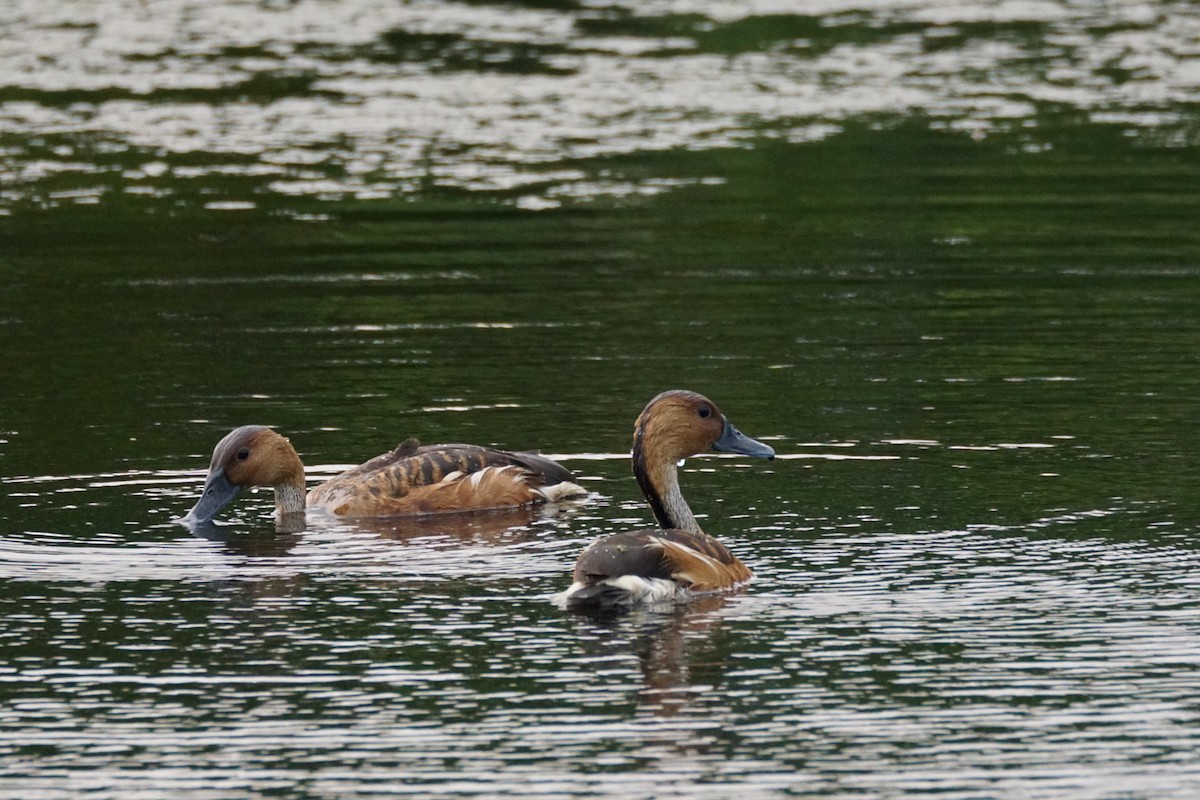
[654,536,722,571]
[536,481,587,502]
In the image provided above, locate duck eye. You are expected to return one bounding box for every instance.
[698,405,712,419]
[236,447,250,461]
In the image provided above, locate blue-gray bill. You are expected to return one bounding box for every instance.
[181,468,241,524]
[713,419,775,460]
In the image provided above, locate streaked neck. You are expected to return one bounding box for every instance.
[633,431,702,535]
[274,479,307,516]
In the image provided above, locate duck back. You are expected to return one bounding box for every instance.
[569,528,751,599]
[307,439,581,517]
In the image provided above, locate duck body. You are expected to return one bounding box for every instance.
[183,425,585,525]
[556,389,774,610]
[562,528,754,607]
[306,438,579,516]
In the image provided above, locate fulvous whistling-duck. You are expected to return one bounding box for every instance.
[182,426,586,525]
[556,389,774,609]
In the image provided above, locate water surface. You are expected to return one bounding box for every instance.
[3,2,1200,798]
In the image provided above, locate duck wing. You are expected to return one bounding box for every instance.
[307,441,581,516]
[412,444,577,487]
[572,529,751,592]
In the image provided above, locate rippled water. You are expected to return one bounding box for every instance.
[5,1,1200,798]
[3,0,1200,210]
[6,465,1200,798]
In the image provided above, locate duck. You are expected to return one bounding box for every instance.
[555,389,775,609]
[182,425,586,525]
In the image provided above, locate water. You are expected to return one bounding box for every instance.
[3,1,1200,797]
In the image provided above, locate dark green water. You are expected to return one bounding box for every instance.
[3,2,1200,798]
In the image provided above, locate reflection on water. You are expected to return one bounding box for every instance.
[2,0,1200,210]
[593,594,733,719]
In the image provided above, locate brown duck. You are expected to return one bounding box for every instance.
[183,426,585,524]
[556,390,774,609]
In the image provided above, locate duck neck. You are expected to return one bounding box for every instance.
[274,477,308,516]
[633,429,702,535]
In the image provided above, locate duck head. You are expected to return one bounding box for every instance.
[631,390,774,534]
[183,425,306,523]
[634,390,775,463]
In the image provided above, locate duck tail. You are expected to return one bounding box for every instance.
[553,576,680,611]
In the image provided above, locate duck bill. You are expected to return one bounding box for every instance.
[713,418,775,460]
[182,468,241,523]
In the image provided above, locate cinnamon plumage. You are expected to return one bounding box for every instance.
[183,426,585,524]
[556,390,774,608]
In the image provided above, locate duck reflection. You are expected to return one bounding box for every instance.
[183,500,585,555]
[636,595,730,715]
[185,518,302,557]
[574,593,732,718]
[342,504,548,544]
